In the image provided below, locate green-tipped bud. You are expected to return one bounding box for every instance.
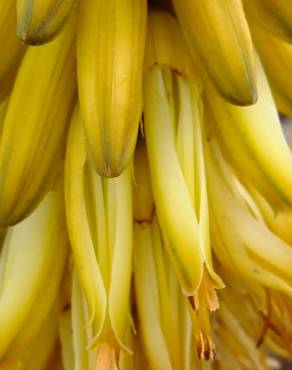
[77,0,147,177]
[17,0,75,45]
[0,17,76,226]
[172,0,257,105]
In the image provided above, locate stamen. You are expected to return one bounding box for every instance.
[96,343,118,370]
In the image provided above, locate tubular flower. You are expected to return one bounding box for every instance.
[0,1,291,370]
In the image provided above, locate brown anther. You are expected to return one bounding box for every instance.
[196,331,216,361]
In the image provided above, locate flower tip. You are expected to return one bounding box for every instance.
[220,84,258,107]
[96,343,118,370]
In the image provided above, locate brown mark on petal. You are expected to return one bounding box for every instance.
[257,290,272,348]
[188,296,196,310]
